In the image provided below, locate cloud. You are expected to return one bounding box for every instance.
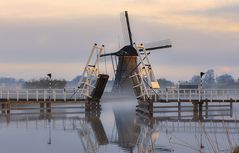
[171,2,239,32]
[0,0,238,80]
[1,0,238,33]
[0,16,122,63]
[0,63,85,80]
[189,2,239,18]
[183,3,239,28]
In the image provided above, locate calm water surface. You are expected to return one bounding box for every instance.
[0,97,239,153]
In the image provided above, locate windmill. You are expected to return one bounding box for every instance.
[101,11,172,96]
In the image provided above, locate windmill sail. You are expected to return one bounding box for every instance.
[120,11,133,46]
[144,39,172,51]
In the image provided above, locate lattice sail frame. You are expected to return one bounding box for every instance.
[77,120,99,153]
[77,44,105,99]
[130,44,160,100]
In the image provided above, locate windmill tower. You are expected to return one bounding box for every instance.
[101,11,172,95]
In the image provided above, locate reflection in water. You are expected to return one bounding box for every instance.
[0,110,108,153]
[136,119,161,153]
[113,107,140,152]
[0,101,239,153]
[48,117,51,144]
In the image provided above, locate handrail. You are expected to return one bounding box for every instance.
[154,88,239,102]
[0,88,87,102]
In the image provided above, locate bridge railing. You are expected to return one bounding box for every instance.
[156,120,239,134]
[0,88,84,102]
[149,89,239,102]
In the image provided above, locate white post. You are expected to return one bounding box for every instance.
[17,90,19,101]
[198,89,201,102]
[26,89,29,101]
[36,90,38,101]
[54,90,56,101]
[222,90,225,102]
[210,90,213,102]
[7,90,9,100]
[177,89,180,102]
[64,90,66,102]
[154,90,157,101]
[74,92,77,102]
[235,89,238,102]
[235,91,237,103]
[166,91,168,102]
[96,48,101,75]
[189,90,191,102]
[44,90,46,101]
[183,89,187,99]
[77,44,96,88]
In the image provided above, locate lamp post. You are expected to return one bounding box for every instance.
[200,72,206,103]
[47,73,52,145]
[200,72,205,149]
[47,73,52,100]
[200,72,205,93]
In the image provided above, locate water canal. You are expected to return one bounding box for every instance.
[0,96,239,153]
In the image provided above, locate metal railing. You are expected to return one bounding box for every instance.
[156,120,239,134]
[0,88,85,102]
[148,89,239,102]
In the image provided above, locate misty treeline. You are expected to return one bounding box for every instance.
[0,69,238,89]
[158,69,239,89]
[23,78,67,89]
[0,77,24,88]
[0,77,67,89]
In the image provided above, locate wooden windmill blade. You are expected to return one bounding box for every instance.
[120,11,133,46]
[144,39,172,51]
[100,51,117,57]
[100,11,134,57]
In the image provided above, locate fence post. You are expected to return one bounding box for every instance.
[26,89,29,101]
[64,90,66,102]
[166,91,168,102]
[74,89,77,102]
[177,89,180,102]
[198,89,201,102]
[230,98,233,117]
[54,90,56,101]
[210,90,213,102]
[36,90,38,101]
[17,90,19,101]
[7,90,9,100]
[44,90,46,101]
[222,90,225,102]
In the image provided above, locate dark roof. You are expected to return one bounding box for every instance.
[115,45,138,56]
[100,45,138,57]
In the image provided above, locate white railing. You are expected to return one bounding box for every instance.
[156,120,239,134]
[0,88,85,102]
[150,89,239,102]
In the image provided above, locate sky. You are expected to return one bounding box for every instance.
[0,0,238,81]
